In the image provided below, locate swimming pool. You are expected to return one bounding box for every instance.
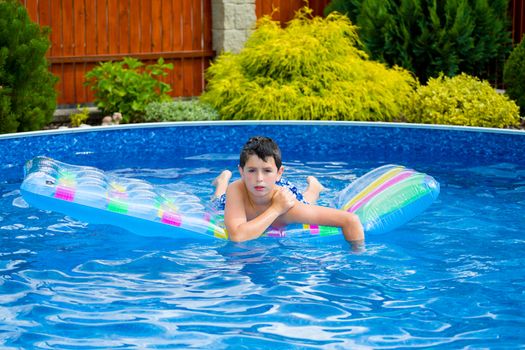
[1,121,524,348]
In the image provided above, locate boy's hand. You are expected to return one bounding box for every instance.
[271,187,296,215]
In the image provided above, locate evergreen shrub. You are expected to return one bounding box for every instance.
[325,0,511,83]
[201,9,417,121]
[405,73,521,128]
[503,37,525,116]
[0,0,57,133]
[85,57,173,123]
[144,99,219,122]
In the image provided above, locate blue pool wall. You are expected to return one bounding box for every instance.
[1,121,524,182]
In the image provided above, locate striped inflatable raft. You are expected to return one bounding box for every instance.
[20,157,439,241]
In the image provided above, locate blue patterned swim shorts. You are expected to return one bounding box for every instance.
[212,178,307,211]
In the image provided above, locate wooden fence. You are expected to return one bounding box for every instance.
[21,0,525,106]
[22,0,213,105]
[511,0,525,43]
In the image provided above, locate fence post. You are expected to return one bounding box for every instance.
[211,0,256,54]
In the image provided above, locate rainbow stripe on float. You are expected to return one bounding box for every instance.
[343,166,412,212]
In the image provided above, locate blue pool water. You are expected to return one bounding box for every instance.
[1,121,524,349]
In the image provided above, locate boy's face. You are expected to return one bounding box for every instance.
[239,154,283,198]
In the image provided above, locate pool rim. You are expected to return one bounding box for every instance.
[0,120,524,141]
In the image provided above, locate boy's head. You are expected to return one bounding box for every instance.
[239,136,282,169]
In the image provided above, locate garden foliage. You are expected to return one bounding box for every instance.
[69,105,90,127]
[201,9,417,121]
[405,74,521,128]
[0,0,57,133]
[325,0,511,83]
[503,37,525,116]
[144,99,219,122]
[85,57,173,123]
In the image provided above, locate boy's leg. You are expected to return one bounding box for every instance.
[212,170,232,199]
[302,176,325,204]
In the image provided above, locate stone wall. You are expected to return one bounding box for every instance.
[211,0,256,54]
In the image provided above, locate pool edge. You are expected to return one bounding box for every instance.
[1,120,524,140]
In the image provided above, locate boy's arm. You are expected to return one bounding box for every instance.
[224,182,295,242]
[285,204,365,243]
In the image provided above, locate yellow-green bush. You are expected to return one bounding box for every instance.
[405,74,521,128]
[200,9,417,121]
[69,105,90,127]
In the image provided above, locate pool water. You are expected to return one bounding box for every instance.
[1,122,524,348]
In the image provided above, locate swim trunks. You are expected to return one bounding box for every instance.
[212,178,307,211]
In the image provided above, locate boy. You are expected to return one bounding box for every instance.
[212,136,364,245]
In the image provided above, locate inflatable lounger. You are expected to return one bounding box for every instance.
[21,157,440,241]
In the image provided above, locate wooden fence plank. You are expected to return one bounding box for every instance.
[38,0,52,27]
[203,0,212,51]
[202,0,212,91]
[172,0,183,50]
[192,0,203,94]
[85,1,97,55]
[139,0,152,53]
[279,0,292,24]
[107,0,119,54]
[73,0,85,56]
[512,0,525,44]
[182,0,194,96]
[118,0,131,53]
[73,1,86,102]
[157,0,176,93]
[129,1,141,53]
[61,0,76,103]
[61,0,74,55]
[161,0,173,52]
[151,1,162,52]
[522,0,524,42]
[171,0,183,96]
[95,0,109,54]
[84,1,96,102]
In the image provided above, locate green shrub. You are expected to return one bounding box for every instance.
[325,0,511,83]
[69,105,90,127]
[201,9,417,121]
[0,0,57,133]
[85,57,173,123]
[503,37,525,116]
[324,0,361,20]
[144,99,219,122]
[405,73,521,128]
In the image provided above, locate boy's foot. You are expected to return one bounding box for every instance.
[212,170,232,199]
[303,176,326,204]
[306,176,325,193]
[213,170,232,187]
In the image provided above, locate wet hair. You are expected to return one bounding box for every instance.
[239,136,282,169]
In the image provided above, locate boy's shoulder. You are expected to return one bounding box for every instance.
[226,179,245,195]
[228,178,244,188]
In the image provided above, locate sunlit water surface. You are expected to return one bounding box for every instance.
[0,124,524,349]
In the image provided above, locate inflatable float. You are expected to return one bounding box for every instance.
[20,157,439,241]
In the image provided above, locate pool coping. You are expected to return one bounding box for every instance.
[1,120,524,140]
